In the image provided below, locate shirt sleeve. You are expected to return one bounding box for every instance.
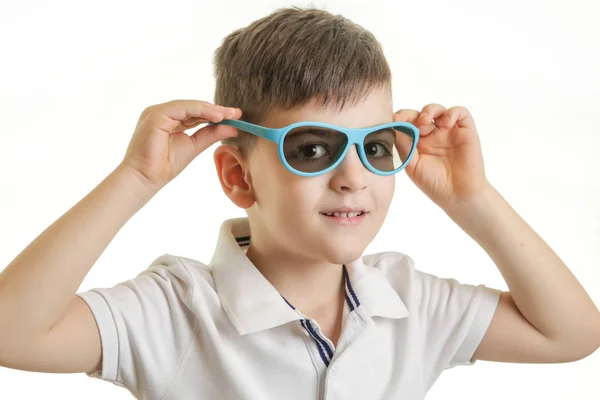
[413,269,501,376]
[75,254,196,397]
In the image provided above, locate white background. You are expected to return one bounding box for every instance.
[0,0,599,398]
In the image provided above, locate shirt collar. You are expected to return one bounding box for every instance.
[209,218,409,335]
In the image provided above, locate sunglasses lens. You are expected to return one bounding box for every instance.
[283,126,348,173]
[363,126,415,172]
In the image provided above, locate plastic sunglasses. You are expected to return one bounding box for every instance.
[212,119,419,177]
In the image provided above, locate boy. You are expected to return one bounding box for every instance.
[0,6,599,400]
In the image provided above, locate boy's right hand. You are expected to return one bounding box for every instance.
[0,99,241,376]
[121,100,242,191]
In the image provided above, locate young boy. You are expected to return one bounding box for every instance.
[0,6,598,400]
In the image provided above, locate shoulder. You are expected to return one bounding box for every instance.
[142,253,216,306]
[148,253,213,283]
[362,250,416,271]
[361,251,499,307]
[361,250,418,290]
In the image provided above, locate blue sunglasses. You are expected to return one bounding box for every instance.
[213,119,419,177]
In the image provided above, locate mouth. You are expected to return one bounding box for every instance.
[319,211,367,218]
[319,208,369,225]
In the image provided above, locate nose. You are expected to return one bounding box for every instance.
[328,145,368,193]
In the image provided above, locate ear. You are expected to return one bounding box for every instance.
[213,144,256,209]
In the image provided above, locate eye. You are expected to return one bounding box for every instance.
[296,143,329,159]
[364,142,391,158]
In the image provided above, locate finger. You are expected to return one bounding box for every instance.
[148,100,236,135]
[181,107,242,129]
[393,109,420,124]
[181,117,209,127]
[418,121,436,137]
[418,103,447,126]
[190,123,239,156]
[435,106,476,130]
[212,105,243,119]
[159,100,238,124]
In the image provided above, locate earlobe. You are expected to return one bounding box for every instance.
[213,145,256,209]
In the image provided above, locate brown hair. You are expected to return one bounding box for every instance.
[213,6,392,154]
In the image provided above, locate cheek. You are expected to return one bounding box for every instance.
[287,181,323,210]
[274,176,323,210]
[249,145,289,202]
[373,177,395,207]
[252,161,319,211]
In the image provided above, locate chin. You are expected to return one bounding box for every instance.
[318,241,368,265]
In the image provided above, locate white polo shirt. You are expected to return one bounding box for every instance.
[77,217,501,400]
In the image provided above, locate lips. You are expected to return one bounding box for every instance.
[319,207,368,218]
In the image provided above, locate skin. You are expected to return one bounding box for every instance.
[0,92,596,375]
[216,91,600,359]
[214,88,396,343]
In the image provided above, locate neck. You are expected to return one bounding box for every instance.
[245,241,345,317]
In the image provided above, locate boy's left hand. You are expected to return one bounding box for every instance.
[393,104,492,210]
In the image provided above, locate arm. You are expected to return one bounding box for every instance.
[447,186,600,362]
[394,104,600,364]
[0,100,242,373]
[0,164,156,372]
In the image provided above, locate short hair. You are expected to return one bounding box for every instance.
[213,6,392,154]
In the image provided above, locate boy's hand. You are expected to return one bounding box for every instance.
[394,104,492,210]
[121,100,242,191]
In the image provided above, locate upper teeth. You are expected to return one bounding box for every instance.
[324,212,362,217]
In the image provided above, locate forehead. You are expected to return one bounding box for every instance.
[262,88,393,129]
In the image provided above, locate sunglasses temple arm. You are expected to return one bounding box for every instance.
[213,120,282,143]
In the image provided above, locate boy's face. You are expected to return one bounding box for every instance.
[220,87,395,265]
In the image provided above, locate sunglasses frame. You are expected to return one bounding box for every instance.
[212,119,420,177]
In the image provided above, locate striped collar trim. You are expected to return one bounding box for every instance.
[210,218,409,337]
[282,264,360,312]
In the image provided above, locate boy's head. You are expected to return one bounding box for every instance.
[213,7,396,265]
